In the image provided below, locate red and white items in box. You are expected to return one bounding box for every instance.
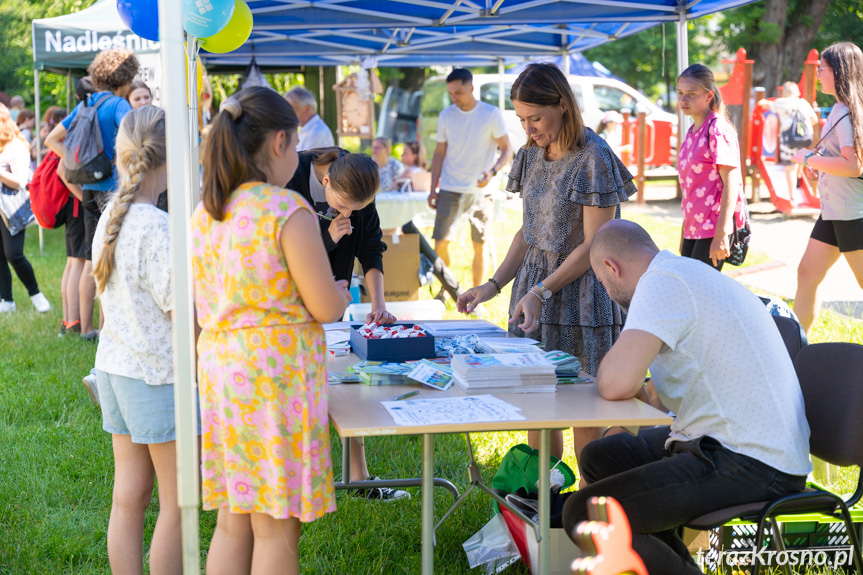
[357,322,428,340]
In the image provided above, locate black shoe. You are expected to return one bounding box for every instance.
[350,476,411,501]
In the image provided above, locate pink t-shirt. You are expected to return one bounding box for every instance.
[678,111,746,239]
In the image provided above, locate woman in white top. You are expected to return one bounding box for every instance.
[91,105,194,574]
[0,104,50,313]
[791,42,863,332]
[758,82,819,196]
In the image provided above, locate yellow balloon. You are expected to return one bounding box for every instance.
[199,0,252,54]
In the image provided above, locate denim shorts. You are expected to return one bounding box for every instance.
[95,369,201,444]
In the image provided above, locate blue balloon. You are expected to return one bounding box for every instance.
[183,0,236,39]
[116,0,160,42]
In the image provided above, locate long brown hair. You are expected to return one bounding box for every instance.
[201,86,300,220]
[677,64,728,122]
[821,42,863,163]
[510,63,585,151]
[403,141,427,169]
[307,147,379,205]
[92,106,166,294]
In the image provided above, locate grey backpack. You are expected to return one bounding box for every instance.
[62,94,115,185]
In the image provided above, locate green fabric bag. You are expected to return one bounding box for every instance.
[491,444,576,514]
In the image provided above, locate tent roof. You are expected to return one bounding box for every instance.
[32,0,159,71]
[201,0,757,69]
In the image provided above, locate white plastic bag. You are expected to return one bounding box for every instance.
[463,514,521,574]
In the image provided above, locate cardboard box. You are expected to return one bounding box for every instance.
[349,322,436,362]
[361,233,420,302]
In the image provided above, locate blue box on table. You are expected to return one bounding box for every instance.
[349,323,436,362]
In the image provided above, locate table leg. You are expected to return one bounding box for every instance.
[422,433,434,575]
[342,438,351,487]
[538,429,550,575]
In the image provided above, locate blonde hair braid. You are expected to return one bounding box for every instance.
[92,106,166,294]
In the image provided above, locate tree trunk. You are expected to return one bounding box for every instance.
[751,0,832,96]
[752,0,789,95]
[780,0,831,84]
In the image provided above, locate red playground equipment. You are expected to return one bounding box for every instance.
[720,48,822,216]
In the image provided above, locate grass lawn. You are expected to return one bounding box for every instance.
[0,202,860,574]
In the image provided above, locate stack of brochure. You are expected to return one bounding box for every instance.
[475,337,543,354]
[542,351,583,377]
[451,353,557,393]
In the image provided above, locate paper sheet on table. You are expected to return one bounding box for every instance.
[323,321,354,330]
[380,395,525,426]
[325,330,351,346]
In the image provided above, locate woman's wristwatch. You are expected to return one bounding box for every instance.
[532,282,553,302]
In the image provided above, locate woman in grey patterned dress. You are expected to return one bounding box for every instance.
[457,63,636,458]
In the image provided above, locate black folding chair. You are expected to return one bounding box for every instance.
[685,342,863,575]
[771,314,807,360]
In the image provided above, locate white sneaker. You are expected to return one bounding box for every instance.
[30,293,51,313]
[0,300,15,313]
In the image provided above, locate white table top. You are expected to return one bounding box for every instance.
[327,353,672,437]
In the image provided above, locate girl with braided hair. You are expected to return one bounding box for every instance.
[91,105,192,575]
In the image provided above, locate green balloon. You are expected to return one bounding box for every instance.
[200,0,252,54]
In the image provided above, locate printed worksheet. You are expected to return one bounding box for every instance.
[380,395,525,426]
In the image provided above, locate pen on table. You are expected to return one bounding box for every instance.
[392,390,419,401]
[317,212,354,230]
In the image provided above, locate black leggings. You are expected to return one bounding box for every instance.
[680,237,724,271]
[0,218,39,301]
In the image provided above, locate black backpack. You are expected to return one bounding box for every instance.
[781,107,814,150]
[62,94,115,185]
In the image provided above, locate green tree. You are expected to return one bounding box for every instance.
[0,0,90,110]
[583,19,721,102]
[716,0,839,97]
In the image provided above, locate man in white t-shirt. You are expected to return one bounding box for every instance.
[428,68,513,287]
[285,86,335,152]
[561,219,811,574]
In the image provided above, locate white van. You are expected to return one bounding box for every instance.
[418,73,677,164]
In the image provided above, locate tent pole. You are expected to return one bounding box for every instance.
[159,0,200,572]
[497,58,504,112]
[66,70,72,112]
[35,68,43,254]
[676,7,690,136]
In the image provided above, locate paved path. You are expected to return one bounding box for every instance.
[623,184,863,319]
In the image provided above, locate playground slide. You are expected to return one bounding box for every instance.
[756,158,821,216]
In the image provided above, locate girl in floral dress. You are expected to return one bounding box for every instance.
[676,64,746,270]
[191,86,352,575]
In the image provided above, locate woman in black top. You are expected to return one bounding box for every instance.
[287,147,396,325]
[287,148,409,501]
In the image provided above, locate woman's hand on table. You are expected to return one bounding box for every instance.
[366,308,397,325]
[510,291,542,333]
[456,282,497,313]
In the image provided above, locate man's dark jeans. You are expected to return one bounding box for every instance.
[562,426,807,575]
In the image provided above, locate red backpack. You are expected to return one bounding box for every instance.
[30,150,74,229]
